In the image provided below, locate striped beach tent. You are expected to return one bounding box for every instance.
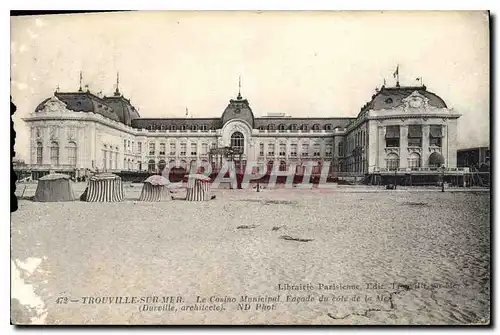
[33,173,76,202]
[85,173,124,202]
[185,174,214,201]
[139,175,172,202]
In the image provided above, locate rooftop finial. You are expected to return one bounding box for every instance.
[78,71,83,92]
[393,64,400,87]
[114,72,121,96]
[237,75,242,100]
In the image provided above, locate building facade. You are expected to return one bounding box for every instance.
[22,81,463,180]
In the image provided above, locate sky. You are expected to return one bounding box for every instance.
[11,11,490,160]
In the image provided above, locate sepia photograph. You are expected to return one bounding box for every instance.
[10,10,491,325]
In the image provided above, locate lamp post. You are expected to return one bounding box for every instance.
[441,165,446,192]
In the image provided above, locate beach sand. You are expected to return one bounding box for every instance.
[11,183,490,325]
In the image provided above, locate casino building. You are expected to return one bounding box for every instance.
[22,75,466,183]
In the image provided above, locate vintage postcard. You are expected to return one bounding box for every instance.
[11,10,490,325]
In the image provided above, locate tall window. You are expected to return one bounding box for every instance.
[180,143,187,156]
[408,152,421,169]
[279,161,287,171]
[201,143,208,155]
[430,125,443,147]
[231,132,244,153]
[148,159,156,172]
[325,144,333,157]
[190,143,197,156]
[50,141,59,165]
[386,153,400,170]
[385,125,400,148]
[279,143,286,157]
[170,142,176,155]
[268,143,275,156]
[124,139,127,152]
[290,143,297,157]
[159,143,166,155]
[149,142,155,155]
[36,142,43,164]
[137,142,142,154]
[259,143,264,156]
[301,143,309,157]
[408,125,422,147]
[103,149,107,169]
[313,143,321,157]
[338,142,344,157]
[108,149,112,169]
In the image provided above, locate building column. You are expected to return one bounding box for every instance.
[422,125,430,167]
[400,125,408,169]
[377,126,385,169]
[442,124,448,166]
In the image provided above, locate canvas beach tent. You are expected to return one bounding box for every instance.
[33,173,76,202]
[185,174,215,201]
[83,173,124,202]
[139,175,172,202]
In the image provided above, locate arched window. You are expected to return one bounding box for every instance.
[50,141,59,165]
[180,124,187,132]
[278,124,287,132]
[279,160,287,171]
[408,152,421,169]
[170,124,176,131]
[158,159,167,171]
[231,132,244,154]
[325,124,333,131]
[66,142,77,167]
[313,124,321,132]
[36,142,43,164]
[191,124,198,131]
[148,159,156,172]
[302,124,309,132]
[259,125,265,132]
[290,124,298,132]
[386,153,399,170]
[268,124,276,131]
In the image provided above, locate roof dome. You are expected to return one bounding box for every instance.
[221,94,255,128]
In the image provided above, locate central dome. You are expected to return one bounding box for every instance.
[221,94,255,128]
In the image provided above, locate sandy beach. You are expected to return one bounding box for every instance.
[11,183,490,325]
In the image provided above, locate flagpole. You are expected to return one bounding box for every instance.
[396,64,400,87]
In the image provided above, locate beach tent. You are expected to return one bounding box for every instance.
[33,173,76,202]
[139,175,172,202]
[185,174,215,201]
[84,173,124,202]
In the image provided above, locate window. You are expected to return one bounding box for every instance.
[201,125,208,132]
[408,125,422,147]
[123,158,126,170]
[408,152,421,169]
[180,143,187,156]
[169,142,176,155]
[338,142,344,157]
[192,125,198,131]
[109,149,112,169]
[268,143,275,156]
[170,125,176,131]
[124,139,127,152]
[180,125,187,132]
[259,126,265,132]
[279,161,287,171]
[259,143,264,156]
[148,159,156,172]
[137,142,142,153]
[302,124,309,132]
[290,124,298,132]
[325,144,333,157]
[36,142,43,164]
[430,125,442,147]
[35,127,42,138]
[201,143,208,155]
[191,143,197,156]
[385,125,400,148]
[159,143,166,155]
[386,153,399,170]
[278,124,287,133]
[313,143,321,157]
[279,143,286,157]
[301,143,309,157]
[231,132,244,153]
[290,143,297,157]
[50,141,59,165]
[149,142,155,155]
[313,124,321,132]
[160,124,166,131]
[268,124,276,131]
[325,124,333,131]
[385,97,393,104]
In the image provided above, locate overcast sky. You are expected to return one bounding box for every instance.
[11,11,489,160]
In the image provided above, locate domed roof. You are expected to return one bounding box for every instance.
[34,90,140,125]
[221,93,255,128]
[360,85,447,114]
